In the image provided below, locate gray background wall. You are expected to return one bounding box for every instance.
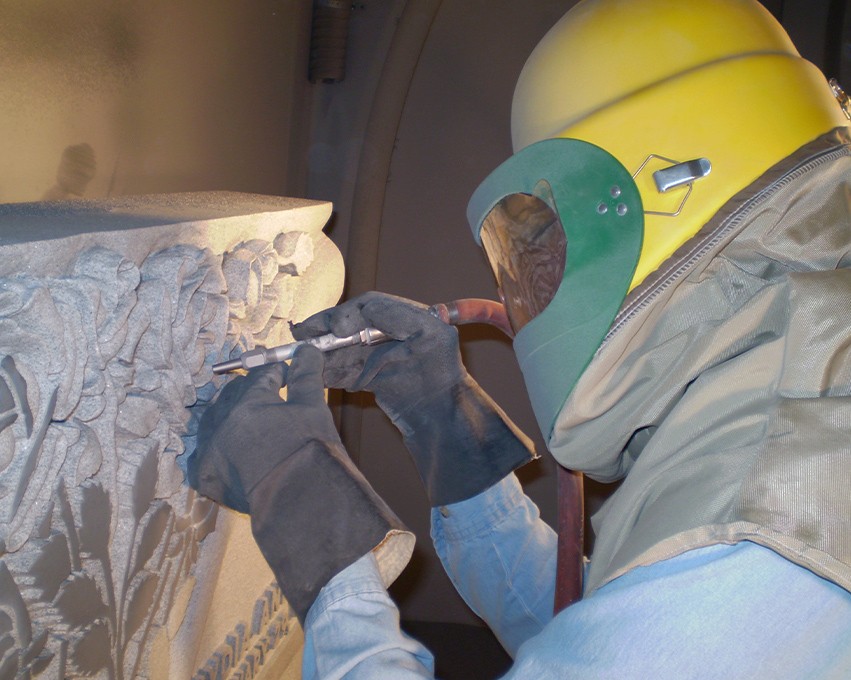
[2,0,848,629]
[0,1,313,202]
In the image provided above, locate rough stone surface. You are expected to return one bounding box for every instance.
[0,192,342,679]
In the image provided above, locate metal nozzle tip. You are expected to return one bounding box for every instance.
[212,359,243,374]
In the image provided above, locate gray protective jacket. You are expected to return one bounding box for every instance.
[550,128,851,596]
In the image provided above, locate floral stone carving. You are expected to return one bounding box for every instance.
[0,193,343,679]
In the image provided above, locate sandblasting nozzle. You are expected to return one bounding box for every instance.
[212,327,390,374]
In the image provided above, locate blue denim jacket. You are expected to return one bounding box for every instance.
[303,474,851,679]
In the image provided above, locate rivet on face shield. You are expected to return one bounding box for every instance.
[610,185,621,198]
[597,202,608,214]
[617,203,628,216]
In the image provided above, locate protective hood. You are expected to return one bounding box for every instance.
[548,129,851,595]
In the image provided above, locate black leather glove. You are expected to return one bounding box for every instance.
[187,345,413,622]
[291,292,536,507]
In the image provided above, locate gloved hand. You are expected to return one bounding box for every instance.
[187,345,413,622]
[291,292,536,507]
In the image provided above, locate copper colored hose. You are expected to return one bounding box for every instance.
[555,468,584,612]
[429,298,515,338]
[434,298,585,612]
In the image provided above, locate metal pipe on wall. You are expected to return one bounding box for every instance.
[309,0,354,83]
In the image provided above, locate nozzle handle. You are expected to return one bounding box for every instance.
[212,327,390,374]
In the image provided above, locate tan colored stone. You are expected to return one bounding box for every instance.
[0,192,342,679]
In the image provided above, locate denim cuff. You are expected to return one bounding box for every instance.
[431,473,529,543]
[306,552,390,626]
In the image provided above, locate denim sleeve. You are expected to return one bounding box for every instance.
[502,541,851,679]
[300,473,556,678]
[303,478,851,680]
[302,551,435,680]
[430,473,559,657]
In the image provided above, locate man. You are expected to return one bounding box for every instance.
[189,0,851,677]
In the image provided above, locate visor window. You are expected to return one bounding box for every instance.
[480,192,566,333]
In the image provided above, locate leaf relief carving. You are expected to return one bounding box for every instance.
[123,572,159,652]
[31,532,73,602]
[53,573,109,630]
[69,620,111,676]
[0,231,315,678]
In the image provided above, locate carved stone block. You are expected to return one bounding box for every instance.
[0,193,343,679]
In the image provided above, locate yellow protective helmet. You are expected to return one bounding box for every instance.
[468,0,850,437]
[512,0,850,290]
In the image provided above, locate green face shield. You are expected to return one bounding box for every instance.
[467,138,644,439]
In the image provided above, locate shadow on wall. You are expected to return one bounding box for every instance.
[42,143,98,201]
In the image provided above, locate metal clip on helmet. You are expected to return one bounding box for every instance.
[468,0,851,439]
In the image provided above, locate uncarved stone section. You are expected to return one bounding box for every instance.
[0,193,342,679]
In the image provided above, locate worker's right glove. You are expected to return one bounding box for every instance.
[291,292,536,507]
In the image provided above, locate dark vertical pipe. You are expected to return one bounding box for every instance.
[309,0,352,84]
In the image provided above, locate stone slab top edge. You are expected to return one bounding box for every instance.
[0,191,335,277]
[0,191,333,245]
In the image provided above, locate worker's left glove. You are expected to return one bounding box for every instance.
[292,292,536,507]
[186,345,414,623]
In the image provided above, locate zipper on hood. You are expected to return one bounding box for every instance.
[602,139,851,350]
